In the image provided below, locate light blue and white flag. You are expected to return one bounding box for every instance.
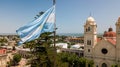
[16,5,55,45]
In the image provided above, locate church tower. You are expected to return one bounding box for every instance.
[84,16,97,58]
[116,17,120,63]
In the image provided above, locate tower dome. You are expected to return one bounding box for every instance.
[87,16,95,22]
[108,27,113,32]
[86,16,96,25]
[103,27,116,37]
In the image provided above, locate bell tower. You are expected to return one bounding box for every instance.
[116,17,120,63]
[84,16,97,58]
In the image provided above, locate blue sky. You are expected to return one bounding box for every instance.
[0,0,120,34]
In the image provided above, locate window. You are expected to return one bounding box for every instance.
[88,27,91,31]
[101,48,108,54]
[87,40,91,45]
[88,49,90,52]
[102,63,107,67]
[86,28,88,32]
[86,27,91,32]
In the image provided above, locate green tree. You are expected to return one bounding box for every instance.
[67,44,71,48]
[111,64,119,67]
[79,57,87,67]
[26,32,55,67]
[87,60,94,67]
[0,38,8,46]
[58,52,80,67]
[57,52,94,67]
[12,54,22,66]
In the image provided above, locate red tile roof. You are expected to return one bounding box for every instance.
[107,39,116,45]
[103,31,116,37]
[0,49,6,54]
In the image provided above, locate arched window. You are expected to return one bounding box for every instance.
[88,49,90,52]
[88,27,91,31]
[87,40,91,45]
[102,63,107,67]
[86,28,88,32]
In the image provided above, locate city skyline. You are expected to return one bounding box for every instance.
[0,0,120,34]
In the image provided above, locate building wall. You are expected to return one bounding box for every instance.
[93,39,116,66]
[94,58,115,67]
[94,39,116,59]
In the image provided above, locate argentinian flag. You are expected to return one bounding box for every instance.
[16,5,55,45]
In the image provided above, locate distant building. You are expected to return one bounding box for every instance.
[0,48,7,67]
[84,16,120,67]
[61,48,84,57]
[55,43,68,48]
[0,35,18,46]
[66,37,84,43]
[59,43,84,57]
[16,47,31,58]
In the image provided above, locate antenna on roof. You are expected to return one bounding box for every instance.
[89,12,92,17]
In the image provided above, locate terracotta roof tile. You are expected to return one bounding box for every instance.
[103,31,116,37]
[107,39,116,45]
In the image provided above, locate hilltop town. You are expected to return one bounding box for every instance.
[1,16,120,67]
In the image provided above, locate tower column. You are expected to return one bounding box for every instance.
[84,16,97,59]
[116,17,120,64]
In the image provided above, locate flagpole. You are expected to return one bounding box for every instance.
[53,0,56,67]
